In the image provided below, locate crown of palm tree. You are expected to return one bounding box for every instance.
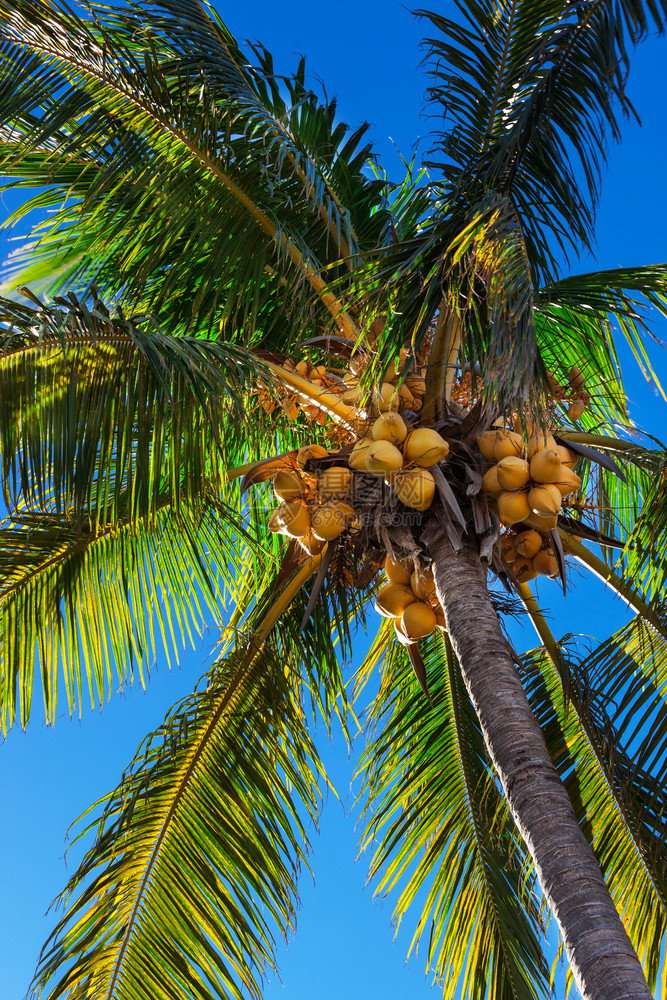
[2,2,667,999]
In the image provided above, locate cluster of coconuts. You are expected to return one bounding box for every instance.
[341,348,427,416]
[348,412,449,511]
[478,425,581,532]
[564,365,590,422]
[281,359,333,424]
[375,556,446,643]
[268,444,359,555]
[501,529,559,582]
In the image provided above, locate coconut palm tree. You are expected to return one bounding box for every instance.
[1,2,667,999]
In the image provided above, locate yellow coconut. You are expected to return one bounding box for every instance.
[403,428,450,467]
[568,399,586,421]
[526,429,558,460]
[497,490,531,527]
[319,466,352,498]
[273,469,305,501]
[482,466,503,497]
[401,601,438,641]
[348,438,373,471]
[296,444,329,467]
[376,382,400,412]
[395,468,436,511]
[496,456,530,491]
[268,508,287,534]
[349,356,365,377]
[297,531,326,556]
[365,440,404,476]
[397,383,415,409]
[477,431,500,461]
[394,616,413,646]
[523,511,559,533]
[372,412,408,445]
[410,566,436,602]
[555,467,582,498]
[556,445,578,469]
[568,364,586,392]
[529,484,562,518]
[311,500,355,541]
[534,549,560,577]
[295,360,310,376]
[384,554,412,586]
[342,386,363,406]
[276,500,311,538]
[515,529,543,559]
[501,535,519,563]
[530,448,562,484]
[406,374,426,396]
[513,556,538,583]
[493,430,524,461]
[375,583,417,618]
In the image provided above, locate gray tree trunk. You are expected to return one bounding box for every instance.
[430,533,652,1000]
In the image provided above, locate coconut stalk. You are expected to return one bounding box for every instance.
[430,531,653,1000]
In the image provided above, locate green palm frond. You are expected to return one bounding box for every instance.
[0,295,257,517]
[0,0,379,339]
[0,498,260,732]
[520,623,667,993]
[30,635,323,1000]
[418,0,666,279]
[358,632,549,1000]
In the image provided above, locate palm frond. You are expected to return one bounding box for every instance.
[520,621,667,993]
[357,631,549,1000]
[30,637,323,1000]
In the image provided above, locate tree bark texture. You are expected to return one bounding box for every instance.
[430,533,652,1000]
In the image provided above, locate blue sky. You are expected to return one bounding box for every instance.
[1,3,667,999]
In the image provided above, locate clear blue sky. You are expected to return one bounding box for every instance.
[1,3,666,999]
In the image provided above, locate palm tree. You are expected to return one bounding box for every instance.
[1,1,667,998]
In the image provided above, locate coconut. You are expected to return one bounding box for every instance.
[384,554,412,586]
[527,430,558,460]
[496,456,530,490]
[319,466,352,498]
[375,583,417,618]
[297,531,326,556]
[268,508,287,534]
[555,467,582,498]
[501,535,519,563]
[311,500,355,541]
[376,382,400,413]
[410,566,436,602]
[273,470,305,501]
[394,617,413,646]
[529,484,562,518]
[514,529,542,559]
[568,365,586,392]
[397,383,415,409]
[493,430,524,461]
[372,412,408,445]
[497,490,531,526]
[342,386,363,406]
[403,428,450,467]
[395,468,436,510]
[348,438,372,471]
[513,556,538,583]
[482,466,503,497]
[534,549,560,577]
[530,449,562,484]
[477,431,500,461]
[296,444,329,467]
[568,399,586,421]
[366,440,404,476]
[401,601,437,641]
[349,356,365,378]
[523,511,559,533]
[295,360,310,376]
[556,445,578,469]
[434,608,447,630]
[275,500,311,538]
[405,374,426,396]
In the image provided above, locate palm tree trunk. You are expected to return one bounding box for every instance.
[430,532,652,1000]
